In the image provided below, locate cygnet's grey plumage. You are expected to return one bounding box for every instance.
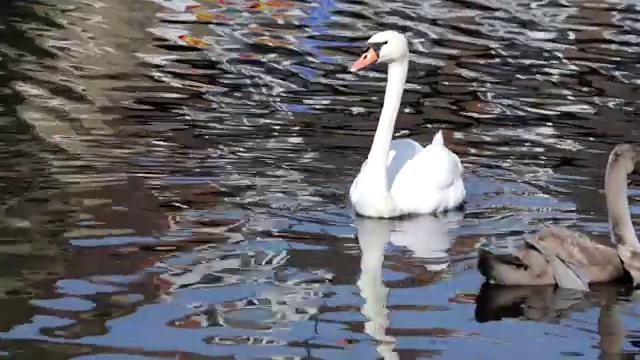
[478,144,640,289]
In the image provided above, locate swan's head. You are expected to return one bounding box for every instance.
[350,30,409,72]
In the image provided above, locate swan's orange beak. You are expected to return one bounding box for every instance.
[350,47,378,72]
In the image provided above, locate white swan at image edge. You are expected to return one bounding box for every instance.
[348,30,465,218]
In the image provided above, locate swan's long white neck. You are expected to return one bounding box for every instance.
[605,158,639,246]
[365,58,409,188]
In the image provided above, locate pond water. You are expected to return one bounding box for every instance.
[1,0,640,358]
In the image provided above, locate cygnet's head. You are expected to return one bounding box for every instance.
[609,143,640,175]
[350,30,409,72]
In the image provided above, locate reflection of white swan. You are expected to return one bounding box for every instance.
[389,213,462,271]
[354,213,461,360]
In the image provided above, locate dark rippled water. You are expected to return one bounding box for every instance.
[1,0,640,358]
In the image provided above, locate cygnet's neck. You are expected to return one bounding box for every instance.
[605,157,639,246]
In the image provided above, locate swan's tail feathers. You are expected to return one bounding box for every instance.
[431,130,444,146]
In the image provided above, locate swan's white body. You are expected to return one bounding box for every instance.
[350,133,465,218]
[349,31,466,218]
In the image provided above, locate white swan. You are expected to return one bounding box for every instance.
[349,30,466,218]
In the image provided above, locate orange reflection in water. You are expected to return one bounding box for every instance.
[239,52,262,59]
[185,4,202,11]
[194,11,230,21]
[246,0,297,10]
[177,34,210,46]
[254,36,293,47]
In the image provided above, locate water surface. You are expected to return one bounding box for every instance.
[1,0,640,358]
